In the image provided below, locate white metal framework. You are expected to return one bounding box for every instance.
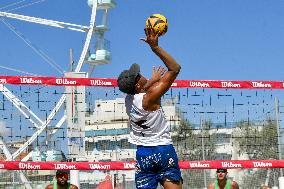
[0,0,115,186]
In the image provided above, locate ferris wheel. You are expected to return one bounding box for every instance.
[0,0,116,188]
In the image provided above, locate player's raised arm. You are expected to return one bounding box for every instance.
[141,27,181,111]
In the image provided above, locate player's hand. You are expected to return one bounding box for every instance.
[143,66,166,91]
[151,66,166,81]
[140,27,159,49]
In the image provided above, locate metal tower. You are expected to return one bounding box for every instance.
[0,0,116,187]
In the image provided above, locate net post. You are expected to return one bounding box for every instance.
[279,177,284,189]
[70,170,80,189]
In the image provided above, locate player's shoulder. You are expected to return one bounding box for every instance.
[70,184,79,189]
[231,180,239,188]
[45,184,53,189]
[207,182,215,189]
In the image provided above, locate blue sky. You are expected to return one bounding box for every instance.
[0,0,283,148]
[0,0,284,80]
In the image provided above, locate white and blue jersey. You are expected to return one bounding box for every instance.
[125,93,182,189]
[125,93,172,146]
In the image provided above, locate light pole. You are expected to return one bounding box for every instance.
[201,117,207,189]
[275,97,283,177]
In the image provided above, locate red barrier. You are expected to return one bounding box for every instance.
[0,160,283,170]
[0,76,284,89]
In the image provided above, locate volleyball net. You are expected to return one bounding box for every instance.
[0,75,283,189]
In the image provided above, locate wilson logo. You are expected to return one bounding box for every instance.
[253,162,273,168]
[123,162,136,169]
[221,82,241,88]
[55,79,76,85]
[19,163,41,170]
[190,162,210,168]
[190,82,210,88]
[221,162,242,168]
[89,163,111,170]
[90,80,112,86]
[54,163,76,170]
[20,78,42,84]
[252,82,271,88]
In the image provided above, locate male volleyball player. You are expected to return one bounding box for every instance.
[45,170,78,189]
[117,27,182,189]
[207,169,239,189]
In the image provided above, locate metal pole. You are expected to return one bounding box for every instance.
[122,174,126,188]
[114,173,118,188]
[275,97,283,177]
[201,118,207,189]
[69,48,74,72]
[265,168,271,186]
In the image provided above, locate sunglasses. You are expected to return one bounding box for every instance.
[57,173,68,179]
[216,170,227,173]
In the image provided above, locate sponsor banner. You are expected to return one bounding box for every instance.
[0,161,137,170]
[179,160,284,169]
[88,163,111,170]
[0,160,283,170]
[0,76,117,87]
[0,76,284,89]
[54,163,77,170]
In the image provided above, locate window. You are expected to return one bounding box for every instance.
[215,133,231,144]
[215,153,232,160]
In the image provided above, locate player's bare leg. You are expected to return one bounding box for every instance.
[161,180,182,189]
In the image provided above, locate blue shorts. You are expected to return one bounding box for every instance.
[135,144,182,189]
